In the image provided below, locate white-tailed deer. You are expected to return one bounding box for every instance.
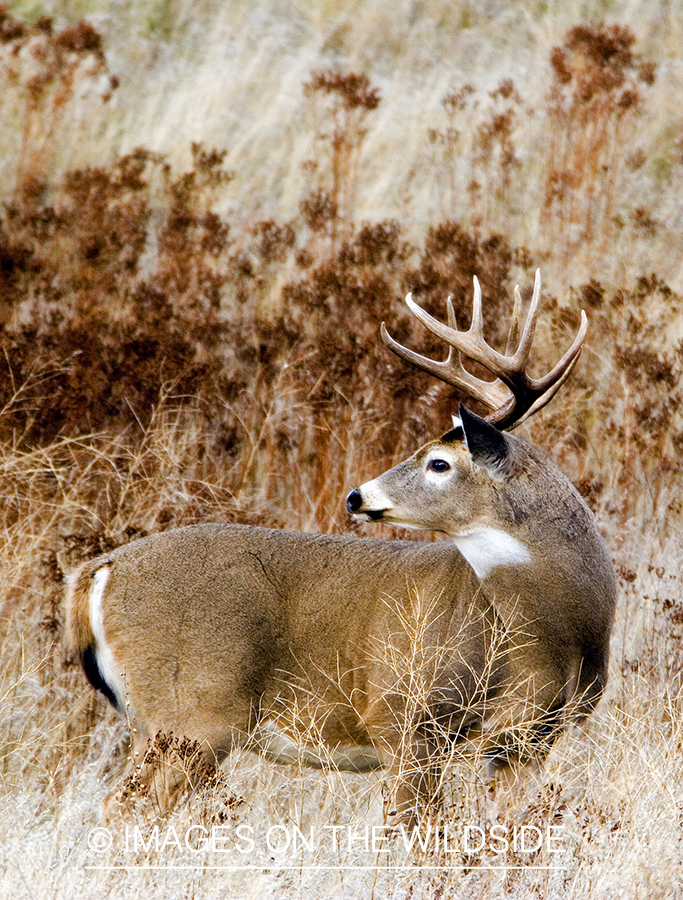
[66,270,616,822]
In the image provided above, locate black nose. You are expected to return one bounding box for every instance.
[346,488,362,513]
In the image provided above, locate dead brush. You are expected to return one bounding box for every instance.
[302,69,381,249]
[562,275,683,524]
[428,79,524,235]
[0,146,231,443]
[365,586,572,838]
[469,79,523,235]
[0,7,117,197]
[622,563,683,694]
[540,23,656,266]
[428,83,476,222]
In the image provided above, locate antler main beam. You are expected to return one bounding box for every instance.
[381,269,587,430]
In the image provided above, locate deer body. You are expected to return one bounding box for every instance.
[70,525,484,754]
[66,272,617,819]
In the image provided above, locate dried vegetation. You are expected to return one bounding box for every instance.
[1,4,682,898]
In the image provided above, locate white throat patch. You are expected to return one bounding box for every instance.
[452,528,531,579]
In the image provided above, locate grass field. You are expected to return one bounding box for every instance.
[1,1,683,896]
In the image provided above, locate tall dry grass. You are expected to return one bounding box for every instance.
[1,2,683,897]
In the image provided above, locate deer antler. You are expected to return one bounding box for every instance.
[381,269,587,430]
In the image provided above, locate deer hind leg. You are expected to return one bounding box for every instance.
[483,753,545,822]
[481,699,565,820]
[103,701,254,821]
[383,732,444,829]
[103,731,223,821]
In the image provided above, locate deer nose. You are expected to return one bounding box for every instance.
[346,489,362,513]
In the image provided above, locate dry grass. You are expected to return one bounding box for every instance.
[1,1,683,897]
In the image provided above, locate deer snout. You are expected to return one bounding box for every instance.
[346,483,391,521]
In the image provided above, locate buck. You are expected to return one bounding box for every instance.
[66,270,616,822]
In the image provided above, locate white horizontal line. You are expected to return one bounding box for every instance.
[86,865,567,872]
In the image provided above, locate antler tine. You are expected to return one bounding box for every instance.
[446,295,457,330]
[380,316,509,411]
[381,269,587,430]
[537,308,587,392]
[511,267,542,367]
[471,275,484,335]
[395,285,519,387]
[510,308,587,425]
[506,284,522,356]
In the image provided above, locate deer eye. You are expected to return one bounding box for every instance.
[427,458,451,473]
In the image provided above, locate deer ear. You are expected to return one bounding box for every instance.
[459,404,513,478]
[440,413,464,444]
